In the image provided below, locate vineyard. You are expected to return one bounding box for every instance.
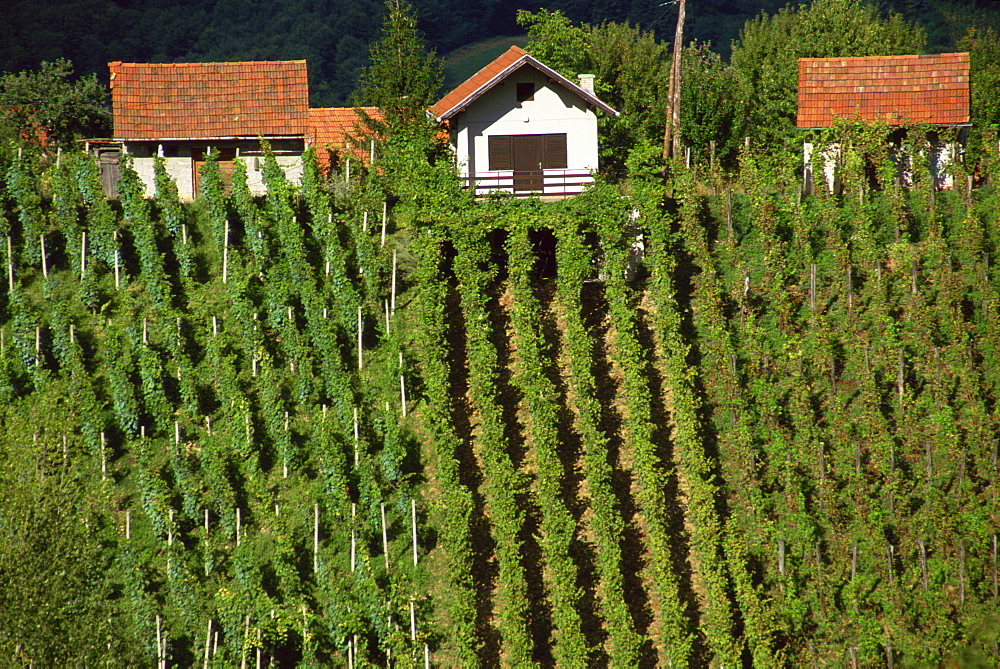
[1,125,999,666]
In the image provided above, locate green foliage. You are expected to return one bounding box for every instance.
[0,59,110,150]
[960,26,1000,161]
[356,0,443,125]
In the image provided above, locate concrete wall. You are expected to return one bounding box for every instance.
[453,67,600,187]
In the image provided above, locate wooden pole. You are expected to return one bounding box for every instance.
[353,407,359,466]
[8,236,14,291]
[409,601,416,641]
[126,509,131,540]
[411,498,418,566]
[919,540,928,591]
[663,0,686,160]
[40,234,47,279]
[101,431,107,480]
[381,503,390,570]
[314,503,319,573]
[391,249,398,314]
[351,503,357,572]
[223,220,229,284]
[381,201,387,246]
[80,231,86,277]
[399,351,407,418]
[236,507,242,546]
[156,614,163,669]
[357,307,363,370]
[204,619,212,669]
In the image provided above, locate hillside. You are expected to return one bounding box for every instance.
[1,122,999,664]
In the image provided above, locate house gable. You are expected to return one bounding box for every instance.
[797,53,970,129]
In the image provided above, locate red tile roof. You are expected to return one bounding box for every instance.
[429,46,618,120]
[109,61,309,141]
[309,107,381,167]
[797,53,970,129]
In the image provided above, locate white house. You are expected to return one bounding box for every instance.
[108,60,310,200]
[429,46,619,198]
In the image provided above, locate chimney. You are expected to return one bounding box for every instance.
[578,74,595,94]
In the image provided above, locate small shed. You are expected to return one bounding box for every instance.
[430,46,619,198]
[797,53,971,190]
[109,60,310,200]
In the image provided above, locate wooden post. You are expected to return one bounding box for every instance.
[381,503,389,570]
[391,249,398,314]
[818,442,825,479]
[241,616,249,669]
[709,140,715,171]
[910,259,918,295]
[126,509,131,540]
[7,236,14,291]
[362,210,368,233]
[663,0,686,160]
[886,545,894,584]
[236,507,242,546]
[725,184,733,238]
[424,644,430,669]
[143,317,149,345]
[40,234,47,279]
[850,543,857,582]
[223,220,229,284]
[846,266,852,316]
[101,431,107,480]
[204,619,212,669]
[182,224,188,245]
[351,503,357,572]
[156,614,163,669]
[409,601,416,641]
[919,539,928,591]
[399,351,407,418]
[353,407,359,466]
[778,539,786,577]
[809,264,817,313]
[384,300,390,333]
[357,307,363,370]
[381,201,387,246]
[854,440,860,476]
[80,231,87,277]
[897,349,905,411]
[992,534,997,605]
[411,498,418,566]
[313,503,319,573]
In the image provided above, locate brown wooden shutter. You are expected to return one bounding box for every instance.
[488,135,512,170]
[543,133,567,169]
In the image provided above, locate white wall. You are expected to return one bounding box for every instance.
[453,67,600,180]
[125,143,304,200]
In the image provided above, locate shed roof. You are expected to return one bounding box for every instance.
[797,53,969,129]
[109,60,309,141]
[429,46,618,121]
[309,107,381,167]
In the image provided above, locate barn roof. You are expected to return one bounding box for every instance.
[309,107,382,167]
[797,53,970,129]
[109,60,309,141]
[429,46,619,121]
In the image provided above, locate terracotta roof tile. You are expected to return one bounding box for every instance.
[309,107,382,168]
[429,46,530,119]
[110,60,309,140]
[797,53,970,128]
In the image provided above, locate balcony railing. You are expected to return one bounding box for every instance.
[462,169,594,197]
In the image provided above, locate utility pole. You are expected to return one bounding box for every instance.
[663,0,687,161]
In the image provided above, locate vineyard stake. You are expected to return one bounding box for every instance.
[411,498,418,566]
[362,210,368,233]
[115,246,121,288]
[850,544,857,582]
[256,628,261,669]
[241,616,249,669]
[353,407,359,465]
[156,614,163,669]
[409,601,416,641]
[381,201,388,246]
[919,540,928,591]
[101,431,107,480]
[223,220,229,284]
[182,223,187,245]
[126,509,131,540]
[345,158,351,183]
[381,503,389,570]
[992,534,997,604]
[204,619,212,669]
[845,266,852,316]
[424,644,430,669]
[778,539,786,577]
[313,503,319,572]
[886,545,894,584]
[897,349,904,411]
[384,299,390,332]
[725,183,733,238]
[212,316,218,337]
[959,539,966,605]
[6,236,13,290]
[236,507,242,546]
[357,306,363,370]
[143,317,148,345]
[80,231,86,277]
[40,234,47,278]
[399,351,407,417]
[391,249,398,313]
[351,503,357,572]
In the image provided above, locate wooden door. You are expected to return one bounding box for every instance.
[193,148,237,198]
[512,134,545,192]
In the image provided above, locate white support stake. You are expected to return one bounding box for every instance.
[223,220,229,284]
[353,407,359,465]
[101,431,107,480]
[384,300,390,332]
[40,234,47,279]
[411,498,418,566]
[409,601,416,641]
[126,509,131,540]
[381,201,387,246]
[313,503,320,572]
[424,644,430,669]
[143,317,148,345]
[204,619,212,669]
[80,231,87,277]
[400,351,407,417]
[7,236,13,291]
[115,248,120,288]
[362,210,368,233]
[156,614,163,669]
[391,249,398,313]
[381,503,389,570]
[351,503,357,572]
[236,507,242,546]
[357,306,363,370]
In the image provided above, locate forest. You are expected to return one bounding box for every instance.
[1,0,1000,666]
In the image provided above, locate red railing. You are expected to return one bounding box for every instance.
[462,169,594,197]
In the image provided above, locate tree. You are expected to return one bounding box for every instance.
[355,0,443,126]
[0,59,111,151]
[729,0,927,148]
[959,26,1000,160]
